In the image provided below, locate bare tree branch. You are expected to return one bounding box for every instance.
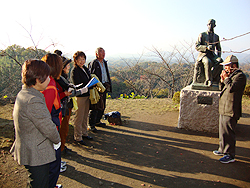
[0,49,22,67]
[206,31,250,53]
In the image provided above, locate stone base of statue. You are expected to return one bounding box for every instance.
[178,85,221,133]
[191,83,220,91]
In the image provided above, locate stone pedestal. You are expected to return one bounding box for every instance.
[178,85,221,133]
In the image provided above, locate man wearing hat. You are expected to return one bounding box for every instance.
[213,55,246,163]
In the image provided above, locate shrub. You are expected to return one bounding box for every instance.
[172,91,180,104]
[244,84,250,97]
[155,88,169,98]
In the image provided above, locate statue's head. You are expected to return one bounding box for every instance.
[207,19,216,31]
[207,19,216,27]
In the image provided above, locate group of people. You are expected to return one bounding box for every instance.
[9,22,247,187]
[10,47,111,188]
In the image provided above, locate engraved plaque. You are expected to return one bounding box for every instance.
[197,96,213,105]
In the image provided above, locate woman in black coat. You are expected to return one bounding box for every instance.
[70,51,93,145]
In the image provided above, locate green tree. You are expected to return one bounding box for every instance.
[0,45,47,98]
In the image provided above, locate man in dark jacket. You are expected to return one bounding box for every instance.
[88,47,112,131]
[213,55,246,163]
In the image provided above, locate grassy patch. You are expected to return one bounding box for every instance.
[242,95,250,111]
[105,98,179,117]
[0,104,14,149]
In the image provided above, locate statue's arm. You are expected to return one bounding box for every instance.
[215,35,221,57]
[195,33,207,53]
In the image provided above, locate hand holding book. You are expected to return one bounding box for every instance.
[85,77,99,88]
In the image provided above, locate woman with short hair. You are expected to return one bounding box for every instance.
[10,59,61,188]
[71,51,93,145]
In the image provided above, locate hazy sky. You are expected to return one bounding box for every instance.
[1,0,250,60]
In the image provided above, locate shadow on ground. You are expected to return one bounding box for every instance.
[60,116,250,187]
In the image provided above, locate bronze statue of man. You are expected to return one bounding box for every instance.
[193,19,223,86]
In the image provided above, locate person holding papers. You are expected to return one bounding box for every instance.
[70,51,92,145]
[88,47,112,131]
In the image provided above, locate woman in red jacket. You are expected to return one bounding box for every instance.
[41,53,67,188]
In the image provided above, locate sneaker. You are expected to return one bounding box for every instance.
[219,155,235,164]
[56,184,63,188]
[60,165,67,173]
[61,161,66,168]
[213,150,223,156]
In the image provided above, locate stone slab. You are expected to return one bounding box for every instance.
[178,85,221,133]
[191,83,220,91]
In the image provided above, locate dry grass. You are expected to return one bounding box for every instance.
[242,95,250,112]
[105,98,179,117]
[0,104,14,149]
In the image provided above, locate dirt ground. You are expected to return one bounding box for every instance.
[1,98,250,188]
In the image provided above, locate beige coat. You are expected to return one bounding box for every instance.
[10,85,61,166]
